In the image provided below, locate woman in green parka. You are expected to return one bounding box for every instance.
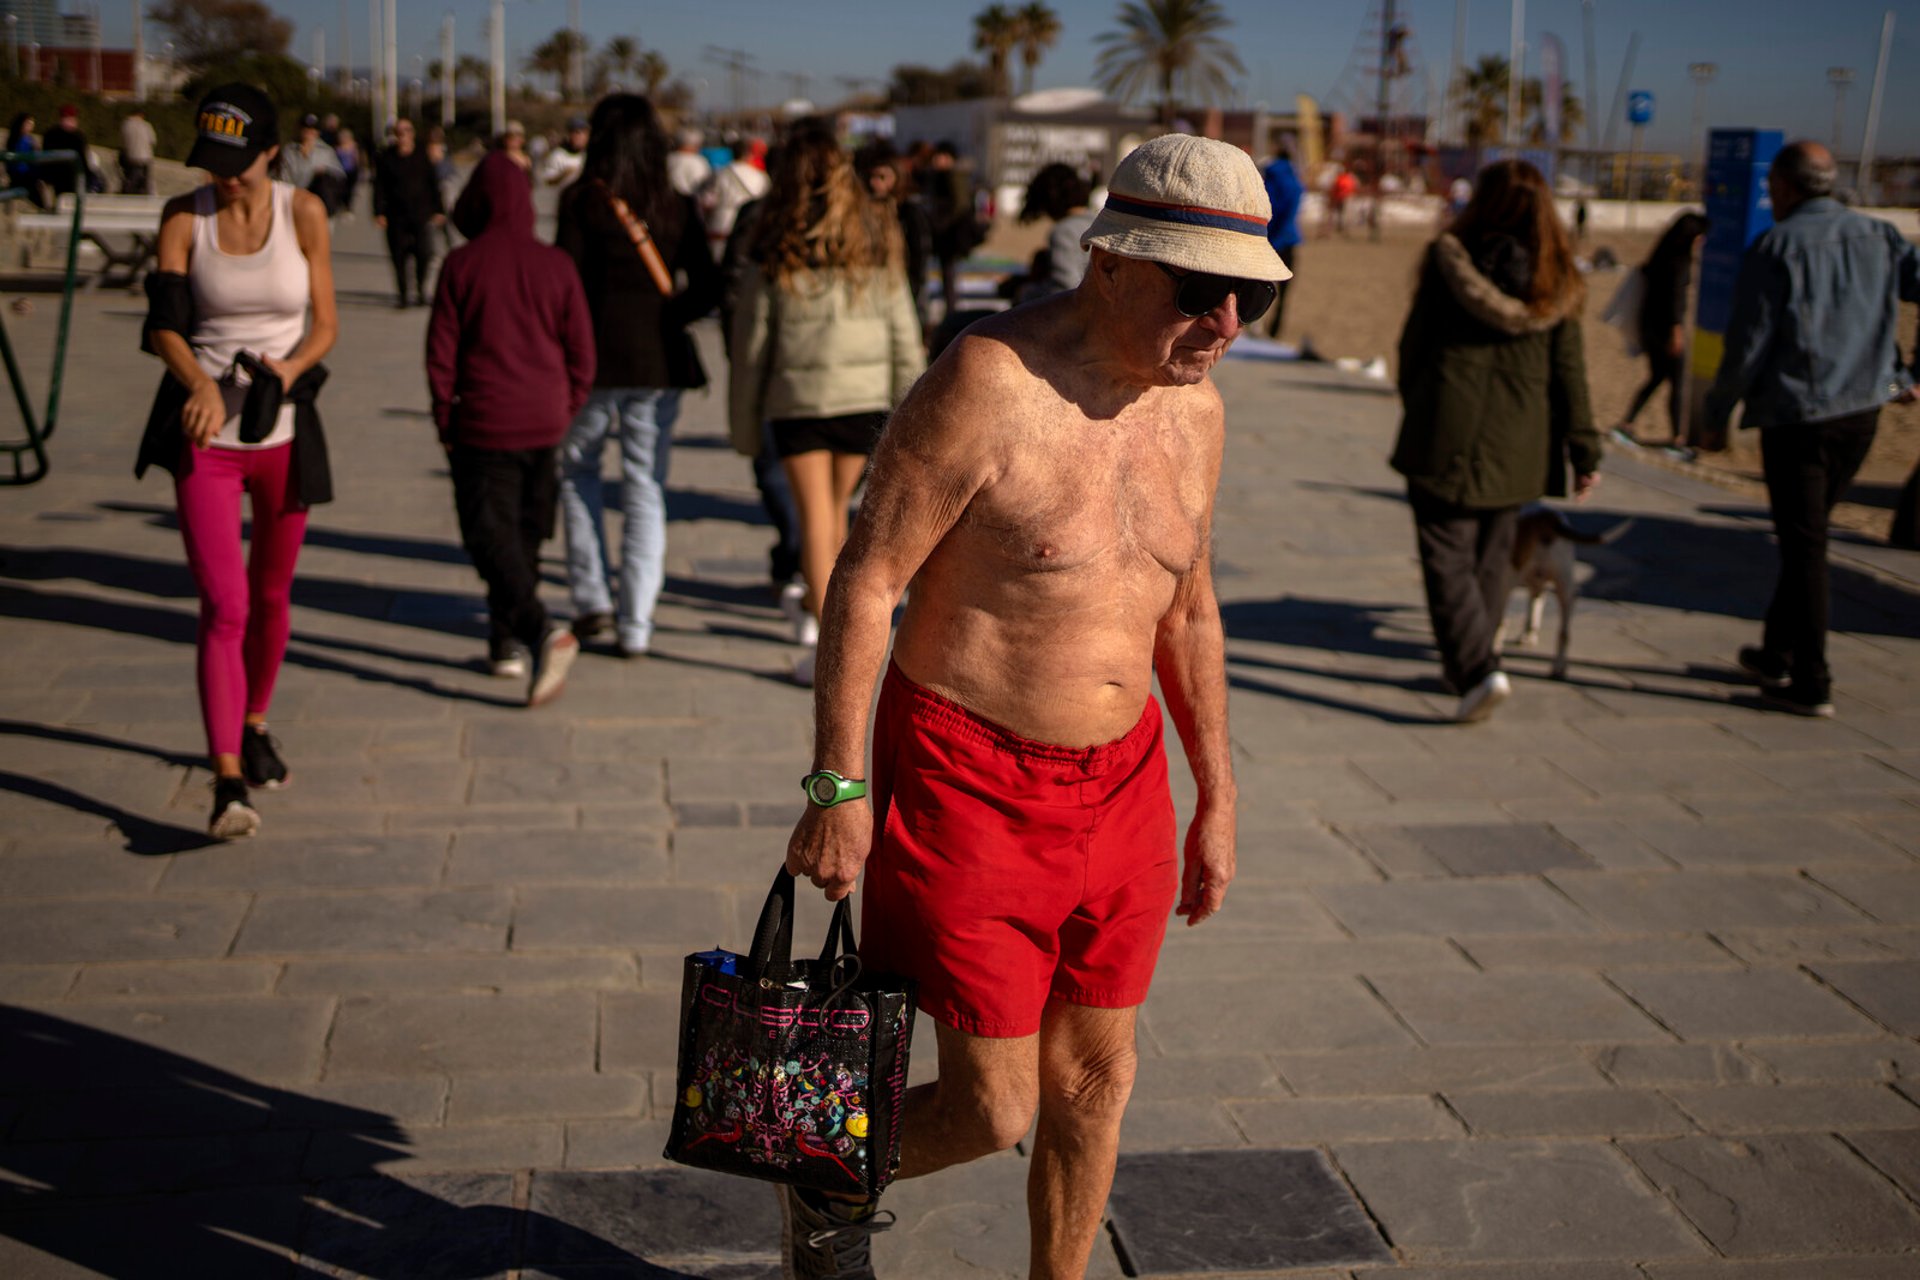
[1391,159,1604,723]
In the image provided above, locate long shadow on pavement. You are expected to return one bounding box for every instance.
[0,584,524,710]
[0,770,213,855]
[0,1007,745,1277]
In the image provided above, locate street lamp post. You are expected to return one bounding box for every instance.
[1827,67,1853,154]
[489,0,506,140]
[441,11,455,128]
[1687,62,1717,186]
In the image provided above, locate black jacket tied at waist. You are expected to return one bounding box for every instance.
[135,365,334,506]
[135,268,333,506]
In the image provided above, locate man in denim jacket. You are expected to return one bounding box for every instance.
[1705,141,1920,716]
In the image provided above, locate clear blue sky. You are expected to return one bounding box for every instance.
[112,1,1920,154]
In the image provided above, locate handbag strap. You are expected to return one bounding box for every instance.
[594,179,676,296]
[746,869,797,980]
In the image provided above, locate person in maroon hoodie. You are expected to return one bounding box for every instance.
[427,151,595,707]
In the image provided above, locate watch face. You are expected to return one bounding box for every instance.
[808,775,838,805]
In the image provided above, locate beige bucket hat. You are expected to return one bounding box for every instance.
[1080,133,1292,282]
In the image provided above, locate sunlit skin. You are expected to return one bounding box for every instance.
[149,143,339,782]
[783,245,1242,1279]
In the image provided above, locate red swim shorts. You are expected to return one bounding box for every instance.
[860,663,1178,1038]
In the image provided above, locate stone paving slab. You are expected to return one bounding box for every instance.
[1333,1139,1708,1263]
[1621,1133,1920,1257]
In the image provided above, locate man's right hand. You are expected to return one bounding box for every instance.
[374,215,387,229]
[786,800,872,902]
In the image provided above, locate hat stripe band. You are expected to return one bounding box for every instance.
[1103,193,1268,236]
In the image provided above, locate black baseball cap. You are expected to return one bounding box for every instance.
[186,83,278,178]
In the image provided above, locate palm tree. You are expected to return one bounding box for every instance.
[1014,2,1061,97]
[637,50,670,97]
[602,35,640,88]
[1521,79,1585,146]
[1094,0,1242,127]
[973,4,1020,98]
[1452,54,1509,146]
[526,29,589,96]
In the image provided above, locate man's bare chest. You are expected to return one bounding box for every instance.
[958,437,1205,579]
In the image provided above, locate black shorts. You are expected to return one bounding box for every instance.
[771,412,885,459]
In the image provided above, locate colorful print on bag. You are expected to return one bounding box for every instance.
[664,873,915,1198]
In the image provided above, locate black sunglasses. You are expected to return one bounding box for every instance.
[1155,261,1277,324]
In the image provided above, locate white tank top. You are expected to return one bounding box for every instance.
[188,181,310,450]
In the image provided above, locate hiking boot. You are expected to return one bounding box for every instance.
[777,1184,892,1280]
[1737,646,1791,690]
[209,776,260,840]
[528,627,580,707]
[1454,670,1511,724]
[1763,683,1836,718]
[240,723,290,789]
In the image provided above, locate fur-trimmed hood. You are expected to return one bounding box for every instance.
[1430,232,1580,334]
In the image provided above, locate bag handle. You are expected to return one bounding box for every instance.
[746,869,797,980]
[746,870,862,996]
[594,179,676,297]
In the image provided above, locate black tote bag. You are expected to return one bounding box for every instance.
[664,870,916,1198]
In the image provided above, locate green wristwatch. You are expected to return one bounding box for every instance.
[801,769,867,808]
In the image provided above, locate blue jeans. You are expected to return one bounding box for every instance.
[559,387,681,651]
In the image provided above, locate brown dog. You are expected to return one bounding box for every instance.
[1499,505,1633,679]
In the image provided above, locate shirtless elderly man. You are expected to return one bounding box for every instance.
[781,135,1289,1279]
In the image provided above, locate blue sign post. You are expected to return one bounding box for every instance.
[1688,127,1785,448]
[1625,93,1654,225]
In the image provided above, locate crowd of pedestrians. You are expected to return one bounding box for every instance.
[108,70,1920,1277]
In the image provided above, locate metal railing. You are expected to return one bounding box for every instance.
[0,149,83,485]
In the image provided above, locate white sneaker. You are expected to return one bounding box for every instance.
[1454,671,1511,724]
[792,648,816,687]
[528,628,580,707]
[779,581,818,646]
[489,648,528,679]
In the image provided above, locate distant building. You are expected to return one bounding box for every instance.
[0,0,59,46]
[57,8,95,46]
[24,46,135,95]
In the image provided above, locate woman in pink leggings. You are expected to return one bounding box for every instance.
[134,85,338,839]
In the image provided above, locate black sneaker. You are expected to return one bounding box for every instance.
[571,611,614,642]
[1737,646,1790,690]
[1763,683,1836,718]
[209,776,259,840]
[777,1184,892,1280]
[240,723,290,789]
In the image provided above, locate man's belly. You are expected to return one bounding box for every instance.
[892,597,1160,748]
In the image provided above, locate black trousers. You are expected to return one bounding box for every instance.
[1263,242,1298,339]
[385,219,435,302]
[1410,487,1519,692]
[450,444,557,659]
[1624,345,1684,437]
[1759,410,1878,695]
[1891,454,1920,550]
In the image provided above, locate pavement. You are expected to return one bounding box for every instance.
[1,204,1919,1280]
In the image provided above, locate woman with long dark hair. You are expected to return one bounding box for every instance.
[1392,159,1603,722]
[730,119,923,685]
[134,85,338,837]
[555,94,720,658]
[1614,210,1709,451]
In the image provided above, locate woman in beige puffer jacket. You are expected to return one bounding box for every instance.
[729,119,925,684]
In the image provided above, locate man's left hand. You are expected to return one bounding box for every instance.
[1175,804,1235,927]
